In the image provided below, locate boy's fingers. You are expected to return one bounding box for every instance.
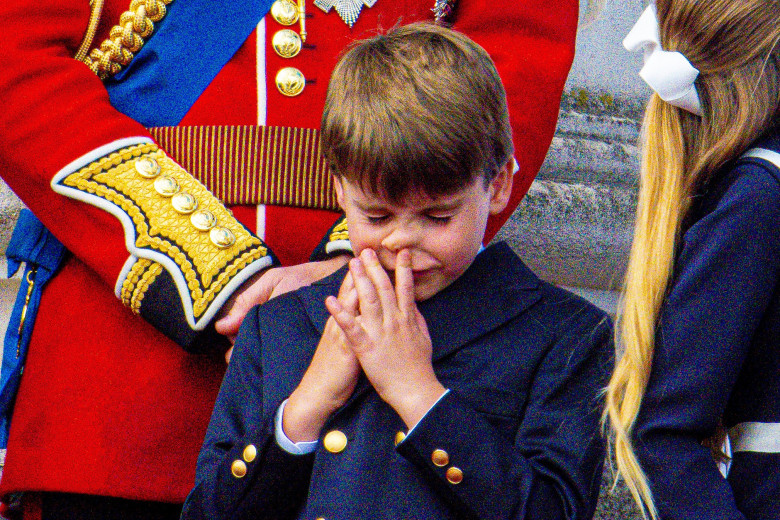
[350,256,383,321]
[326,295,368,350]
[394,249,415,313]
[359,249,397,314]
[335,272,359,315]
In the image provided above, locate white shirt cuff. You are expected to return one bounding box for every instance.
[274,399,319,455]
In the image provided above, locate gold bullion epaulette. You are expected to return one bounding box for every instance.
[51,138,275,339]
[310,214,352,261]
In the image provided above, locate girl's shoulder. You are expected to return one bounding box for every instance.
[686,135,780,230]
[736,134,780,188]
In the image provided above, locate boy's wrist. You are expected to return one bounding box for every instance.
[389,381,448,430]
[284,388,337,443]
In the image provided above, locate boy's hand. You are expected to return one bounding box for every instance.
[284,273,360,443]
[326,249,446,429]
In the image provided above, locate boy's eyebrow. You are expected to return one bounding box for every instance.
[353,200,390,212]
[421,199,463,212]
[354,197,464,213]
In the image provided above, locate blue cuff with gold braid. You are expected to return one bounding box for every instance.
[51,138,278,352]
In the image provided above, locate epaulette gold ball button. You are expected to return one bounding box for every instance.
[135,157,160,178]
[210,227,237,248]
[323,430,348,453]
[190,210,217,231]
[276,67,305,97]
[171,192,198,214]
[231,459,247,478]
[271,0,299,25]
[273,29,302,58]
[153,175,180,197]
[394,431,406,446]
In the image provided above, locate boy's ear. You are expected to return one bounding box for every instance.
[334,177,345,210]
[488,159,514,215]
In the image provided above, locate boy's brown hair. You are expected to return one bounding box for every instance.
[321,22,513,202]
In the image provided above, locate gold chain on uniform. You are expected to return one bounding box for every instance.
[79,0,174,80]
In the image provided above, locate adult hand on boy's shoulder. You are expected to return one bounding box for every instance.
[284,272,361,443]
[217,255,350,358]
[327,249,446,430]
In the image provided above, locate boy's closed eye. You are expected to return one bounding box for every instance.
[366,214,390,224]
[425,214,452,224]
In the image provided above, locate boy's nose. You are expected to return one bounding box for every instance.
[381,224,420,252]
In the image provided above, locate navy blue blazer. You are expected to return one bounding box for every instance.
[633,134,780,519]
[181,242,613,520]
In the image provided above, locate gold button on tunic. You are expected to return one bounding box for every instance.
[243,444,257,463]
[272,29,303,58]
[270,0,299,25]
[275,67,306,97]
[134,157,160,178]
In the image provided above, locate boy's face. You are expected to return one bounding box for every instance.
[335,164,513,301]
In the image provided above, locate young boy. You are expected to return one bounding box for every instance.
[182,23,612,520]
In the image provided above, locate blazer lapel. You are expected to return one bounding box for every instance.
[419,242,541,362]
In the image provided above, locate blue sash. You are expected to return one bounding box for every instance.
[0,0,275,447]
[0,210,66,447]
[106,0,274,126]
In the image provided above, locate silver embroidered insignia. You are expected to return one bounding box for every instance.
[314,0,377,27]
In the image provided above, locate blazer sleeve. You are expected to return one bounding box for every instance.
[0,0,274,350]
[632,162,780,519]
[397,307,613,519]
[181,306,314,520]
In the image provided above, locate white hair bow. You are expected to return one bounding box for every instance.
[623,5,703,116]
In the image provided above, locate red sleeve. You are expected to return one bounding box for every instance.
[0,0,273,346]
[453,0,578,241]
[0,0,152,283]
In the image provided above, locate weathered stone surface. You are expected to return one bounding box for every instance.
[0,180,23,257]
[495,179,635,290]
[596,464,644,519]
[541,135,640,187]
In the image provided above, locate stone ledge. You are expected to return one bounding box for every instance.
[495,180,634,291]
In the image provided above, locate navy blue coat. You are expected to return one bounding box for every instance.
[181,242,613,520]
[633,135,780,519]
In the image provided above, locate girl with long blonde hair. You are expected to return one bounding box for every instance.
[606,1,780,518]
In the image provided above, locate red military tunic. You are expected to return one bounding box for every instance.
[0,0,577,503]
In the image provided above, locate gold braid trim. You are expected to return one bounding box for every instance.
[121,258,164,313]
[75,0,105,62]
[328,219,349,242]
[81,0,173,80]
[59,144,268,318]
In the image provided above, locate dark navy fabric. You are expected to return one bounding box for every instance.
[633,133,780,519]
[0,210,66,447]
[181,242,613,520]
[105,0,272,126]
